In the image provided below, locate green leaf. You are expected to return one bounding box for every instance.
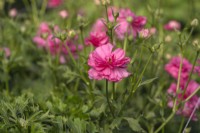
[123,117,145,133]
[138,77,158,87]
[110,117,122,130]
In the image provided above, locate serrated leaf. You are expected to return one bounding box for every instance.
[138,77,158,87]
[123,117,145,133]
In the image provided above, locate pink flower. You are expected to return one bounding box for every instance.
[9,8,17,18]
[85,32,109,47]
[165,56,192,81]
[115,8,147,40]
[167,81,200,120]
[92,19,107,32]
[164,20,181,31]
[88,44,131,82]
[48,0,63,8]
[59,10,68,19]
[139,29,151,38]
[0,47,11,58]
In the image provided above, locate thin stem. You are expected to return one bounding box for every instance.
[106,80,115,118]
[178,117,185,133]
[105,5,109,22]
[173,50,183,111]
[154,112,175,133]
[118,54,152,116]
[182,98,200,133]
[112,82,116,100]
[182,51,199,99]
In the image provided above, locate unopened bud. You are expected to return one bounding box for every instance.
[101,0,110,5]
[191,19,198,27]
[126,16,133,23]
[193,39,200,51]
[68,30,76,39]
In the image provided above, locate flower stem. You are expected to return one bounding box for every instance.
[181,51,199,99]
[118,54,152,116]
[112,82,116,100]
[178,117,185,133]
[106,80,115,118]
[154,112,175,133]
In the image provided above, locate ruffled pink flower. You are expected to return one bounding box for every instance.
[164,20,181,31]
[115,8,147,40]
[88,43,131,82]
[167,81,200,120]
[48,0,63,8]
[59,10,68,19]
[165,56,192,81]
[85,32,109,47]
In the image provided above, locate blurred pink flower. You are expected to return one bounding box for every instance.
[92,19,107,32]
[0,47,11,58]
[139,27,157,38]
[167,81,200,120]
[48,0,63,8]
[59,10,68,19]
[9,8,17,18]
[165,56,192,81]
[164,20,181,31]
[88,43,130,82]
[85,32,109,47]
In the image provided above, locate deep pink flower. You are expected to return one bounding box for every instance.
[48,0,63,8]
[85,32,109,47]
[88,44,130,82]
[167,81,200,120]
[164,20,181,31]
[165,56,192,81]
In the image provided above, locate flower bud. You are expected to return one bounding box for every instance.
[100,0,110,5]
[68,30,76,39]
[193,39,200,51]
[126,16,133,23]
[191,18,198,27]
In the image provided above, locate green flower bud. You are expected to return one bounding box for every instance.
[191,18,198,27]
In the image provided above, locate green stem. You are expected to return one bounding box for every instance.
[154,112,175,133]
[181,51,199,99]
[173,50,183,111]
[40,0,47,18]
[105,5,109,22]
[106,80,115,118]
[178,117,185,133]
[118,54,152,116]
[112,82,115,100]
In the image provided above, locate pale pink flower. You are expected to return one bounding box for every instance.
[59,10,68,19]
[0,47,11,58]
[9,8,17,18]
[33,36,47,47]
[149,27,157,35]
[167,81,200,120]
[88,43,131,82]
[85,32,109,47]
[92,19,107,32]
[165,56,192,81]
[48,0,63,8]
[107,7,119,22]
[94,0,101,5]
[139,29,151,38]
[164,20,181,31]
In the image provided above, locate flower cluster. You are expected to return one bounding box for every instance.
[33,22,83,63]
[85,7,148,47]
[165,56,200,120]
